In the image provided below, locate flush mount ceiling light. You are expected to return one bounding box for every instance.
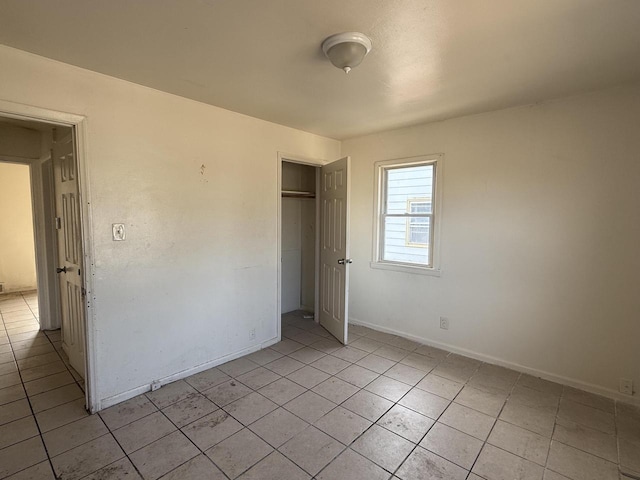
[321,32,372,74]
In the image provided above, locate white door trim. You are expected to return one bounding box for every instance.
[276,152,326,341]
[0,100,98,413]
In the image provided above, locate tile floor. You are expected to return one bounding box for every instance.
[1,306,639,479]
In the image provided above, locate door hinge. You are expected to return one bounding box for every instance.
[55,217,62,229]
[81,287,86,297]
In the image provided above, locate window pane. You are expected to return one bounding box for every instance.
[385,164,433,214]
[383,216,430,265]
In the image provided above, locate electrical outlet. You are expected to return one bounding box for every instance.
[620,378,633,395]
[439,316,449,330]
[250,328,256,340]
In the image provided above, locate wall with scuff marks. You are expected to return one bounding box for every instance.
[0,45,340,408]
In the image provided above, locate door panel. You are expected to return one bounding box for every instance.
[53,130,86,378]
[319,157,350,344]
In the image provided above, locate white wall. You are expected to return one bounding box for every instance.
[0,162,37,293]
[343,84,640,401]
[0,45,340,408]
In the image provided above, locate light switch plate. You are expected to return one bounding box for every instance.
[112,223,126,241]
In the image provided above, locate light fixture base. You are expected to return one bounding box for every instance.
[321,32,372,73]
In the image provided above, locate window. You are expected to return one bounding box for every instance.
[372,155,441,274]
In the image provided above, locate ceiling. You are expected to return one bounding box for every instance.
[1,0,639,140]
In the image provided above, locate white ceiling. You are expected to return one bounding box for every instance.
[1,0,639,139]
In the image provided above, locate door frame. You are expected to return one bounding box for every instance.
[0,100,97,412]
[276,152,326,340]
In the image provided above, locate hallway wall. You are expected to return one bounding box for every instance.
[0,162,37,293]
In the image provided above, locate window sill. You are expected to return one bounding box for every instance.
[369,261,442,277]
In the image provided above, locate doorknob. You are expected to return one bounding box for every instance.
[337,258,353,265]
[56,266,67,273]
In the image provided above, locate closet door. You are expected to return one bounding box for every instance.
[319,157,351,344]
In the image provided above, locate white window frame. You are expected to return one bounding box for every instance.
[371,154,443,276]
[405,198,431,248]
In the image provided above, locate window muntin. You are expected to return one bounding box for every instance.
[378,161,437,268]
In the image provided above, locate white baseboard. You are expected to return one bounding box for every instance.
[349,317,639,407]
[99,336,281,411]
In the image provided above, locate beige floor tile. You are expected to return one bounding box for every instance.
[562,387,614,413]
[4,460,55,480]
[348,337,384,353]
[397,446,468,480]
[286,365,330,389]
[16,351,59,370]
[270,339,305,355]
[439,403,495,440]
[51,434,124,480]
[98,395,157,431]
[384,363,427,386]
[473,444,543,480]
[312,377,359,404]
[264,356,306,376]
[36,398,88,432]
[161,393,217,427]
[309,338,343,355]
[365,376,412,402]
[244,348,283,366]
[12,343,54,360]
[288,346,327,364]
[552,419,617,462]
[377,404,434,443]
[543,471,572,480]
[556,399,615,434]
[237,451,310,480]
[182,408,243,450]
[398,353,438,372]
[249,407,308,448]
[510,385,560,409]
[0,362,19,377]
[112,410,176,453]
[0,351,15,364]
[0,372,21,389]
[236,367,280,390]
[145,380,197,409]
[218,357,260,378]
[129,430,199,480]
[468,371,516,395]
[0,384,26,406]
[374,345,411,363]
[0,415,39,449]
[0,398,32,426]
[184,368,230,392]
[316,448,390,480]
[284,390,336,423]
[546,441,618,480]
[489,420,550,466]
[431,361,477,383]
[279,426,345,476]
[314,406,372,445]
[43,415,109,457]
[19,361,67,382]
[205,379,253,407]
[619,438,640,473]
[160,454,225,480]
[24,371,75,396]
[336,364,380,388]
[0,437,48,478]
[341,389,393,422]
[224,391,278,425]
[415,373,463,400]
[310,355,351,375]
[352,424,414,472]
[30,383,84,413]
[356,354,396,374]
[421,422,483,470]
[456,385,508,417]
[258,378,306,405]
[206,428,273,479]
[331,346,368,363]
[398,387,450,419]
[500,400,556,437]
[83,457,142,479]
[10,337,51,351]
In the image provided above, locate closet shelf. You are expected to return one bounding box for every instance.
[282,190,316,199]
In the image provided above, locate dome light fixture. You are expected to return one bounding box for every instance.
[321,32,372,74]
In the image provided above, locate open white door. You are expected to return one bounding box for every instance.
[319,156,351,344]
[53,130,86,378]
